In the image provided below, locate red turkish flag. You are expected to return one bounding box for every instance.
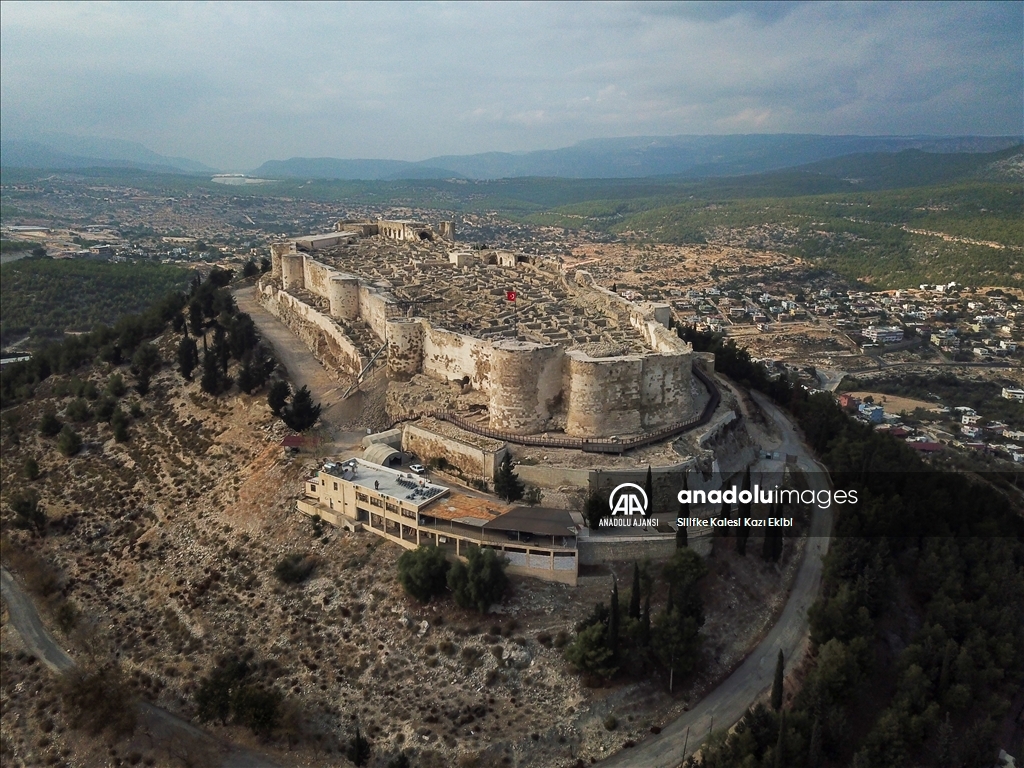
[506,290,517,302]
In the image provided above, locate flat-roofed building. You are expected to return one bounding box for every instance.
[297,458,580,584]
[863,326,904,344]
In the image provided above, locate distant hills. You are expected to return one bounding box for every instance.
[2,132,1021,182]
[0,133,216,174]
[251,134,1023,181]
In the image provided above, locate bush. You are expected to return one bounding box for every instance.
[39,411,62,437]
[65,398,91,423]
[9,489,45,532]
[56,426,82,456]
[447,546,509,613]
[23,456,39,480]
[397,545,451,603]
[60,663,136,737]
[274,553,318,584]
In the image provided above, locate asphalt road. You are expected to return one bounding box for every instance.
[599,391,833,768]
[1,567,282,768]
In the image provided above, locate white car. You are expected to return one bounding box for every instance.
[409,464,426,474]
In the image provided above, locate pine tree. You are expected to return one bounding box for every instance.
[628,562,641,620]
[493,452,524,502]
[283,385,322,432]
[771,649,784,711]
[641,593,651,647]
[347,725,371,766]
[644,465,653,514]
[268,380,290,415]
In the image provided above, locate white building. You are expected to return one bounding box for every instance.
[862,326,904,344]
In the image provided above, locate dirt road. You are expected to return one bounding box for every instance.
[1,567,283,768]
[233,287,372,448]
[599,392,833,767]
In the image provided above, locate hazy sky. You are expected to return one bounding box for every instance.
[2,1,1021,170]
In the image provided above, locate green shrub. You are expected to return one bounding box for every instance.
[397,545,451,603]
[447,546,509,614]
[56,426,82,457]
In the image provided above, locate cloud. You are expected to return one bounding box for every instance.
[1,1,1020,169]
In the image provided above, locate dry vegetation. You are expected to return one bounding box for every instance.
[1,330,806,767]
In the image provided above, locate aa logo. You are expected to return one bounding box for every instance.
[608,483,648,517]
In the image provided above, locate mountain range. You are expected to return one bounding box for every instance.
[1,132,1021,181]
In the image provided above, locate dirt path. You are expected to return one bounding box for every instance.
[599,392,833,767]
[1,567,283,768]
[233,287,372,447]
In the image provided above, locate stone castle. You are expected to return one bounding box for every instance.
[257,218,696,438]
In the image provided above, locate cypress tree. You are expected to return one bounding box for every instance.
[641,593,651,648]
[773,711,786,768]
[607,577,620,659]
[628,562,641,620]
[644,466,653,514]
[771,649,784,711]
[807,715,822,768]
[677,476,689,549]
[493,452,524,502]
[177,335,199,381]
[737,516,749,556]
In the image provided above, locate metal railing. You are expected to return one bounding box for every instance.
[428,362,721,454]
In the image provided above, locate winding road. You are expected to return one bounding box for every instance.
[1,567,282,768]
[599,391,833,767]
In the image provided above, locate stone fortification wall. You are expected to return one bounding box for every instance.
[402,422,506,480]
[488,340,564,433]
[386,319,425,379]
[421,326,493,391]
[302,257,336,298]
[260,246,699,438]
[256,282,367,379]
[565,353,645,436]
[357,282,394,343]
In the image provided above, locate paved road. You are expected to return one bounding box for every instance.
[599,391,833,768]
[1,567,282,768]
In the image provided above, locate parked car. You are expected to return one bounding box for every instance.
[410,464,426,474]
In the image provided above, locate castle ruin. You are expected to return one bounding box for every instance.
[257,219,697,439]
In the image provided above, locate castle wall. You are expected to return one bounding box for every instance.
[269,242,291,279]
[386,319,425,379]
[565,353,645,436]
[488,341,563,433]
[302,257,335,299]
[639,353,693,429]
[357,283,392,343]
[421,326,493,391]
[281,254,305,292]
[257,282,367,379]
[402,423,505,480]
